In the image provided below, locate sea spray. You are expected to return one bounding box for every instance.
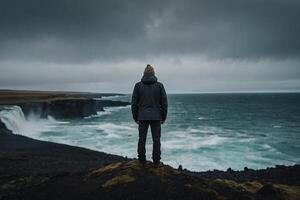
[0,105,67,138]
[0,106,26,134]
[84,105,131,119]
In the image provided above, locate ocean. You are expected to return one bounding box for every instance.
[1,93,300,171]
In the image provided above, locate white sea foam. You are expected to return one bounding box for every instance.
[104,105,130,112]
[93,95,123,100]
[47,116,70,124]
[0,106,26,134]
[236,138,256,143]
[193,126,225,135]
[84,111,111,119]
[188,128,200,133]
[198,116,211,120]
[0,105,67,138]
[262,144,272,150]
[164,126,229,143]
[100,95,123,99]
[162,132,228,150]
[84,105,130,119]
[93,123,134,138]
[163,153,226,171]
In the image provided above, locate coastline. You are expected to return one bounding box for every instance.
[0,89,129,119]
[1,128,299,200]
[0,90,299,199]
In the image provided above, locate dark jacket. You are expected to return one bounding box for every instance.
[131,75,168,121]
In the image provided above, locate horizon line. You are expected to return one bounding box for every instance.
[1,88,300,95]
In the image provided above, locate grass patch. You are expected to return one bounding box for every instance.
[102,174,136,188]
[213,179,263,193]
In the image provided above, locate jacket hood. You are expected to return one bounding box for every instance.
[141,75,158,84]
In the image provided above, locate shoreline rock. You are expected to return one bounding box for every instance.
[185,165,300,186]
[0,132,299,200]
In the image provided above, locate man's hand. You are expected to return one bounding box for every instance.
[160,120,165,124]
[135,120,139,124]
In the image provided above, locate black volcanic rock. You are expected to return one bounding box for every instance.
[0,133,129,176]
[189,165,300,186]
[47,99,100,118]
[257,184,283,200]
[0,133,299,200]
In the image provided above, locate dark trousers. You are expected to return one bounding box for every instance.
[138,120,161,162]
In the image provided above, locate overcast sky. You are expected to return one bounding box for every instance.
[0,0,300,93]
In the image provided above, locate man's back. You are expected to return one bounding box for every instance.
[131,74,168,122]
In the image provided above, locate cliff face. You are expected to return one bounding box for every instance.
[0,90,130,119]
[2,99,130,119]
[15,99,100,119]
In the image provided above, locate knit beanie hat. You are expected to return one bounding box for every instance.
[144,64,155,76]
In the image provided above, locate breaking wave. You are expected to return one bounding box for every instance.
[0,105,67,138]
[0,105,26,134]
[84,105,130,119]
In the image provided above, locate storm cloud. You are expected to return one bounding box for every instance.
[0,0,300,92]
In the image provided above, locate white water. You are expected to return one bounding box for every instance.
[0,106,27,134]
[1,93,299,172]
[0,105,66,137]
[84,105,131,119]
[94,95,123,100]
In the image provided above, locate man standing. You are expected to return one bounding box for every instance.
[131,64,168,166]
